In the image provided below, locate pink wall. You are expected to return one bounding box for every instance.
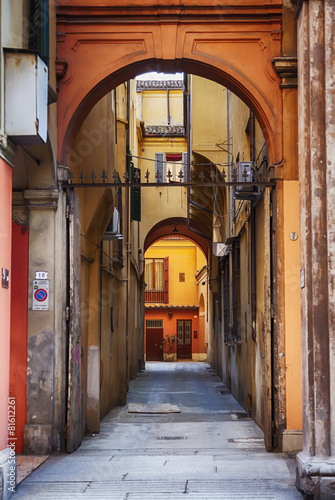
[0,159,12,450]
[10,223,29,453]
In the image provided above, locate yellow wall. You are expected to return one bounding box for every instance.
[191,76,228,167]
[137,82,188,249]
[145,239,206,306]
[140,89,184,126]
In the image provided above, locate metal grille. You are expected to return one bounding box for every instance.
[185,321,191,344]
[146,320,163,328]
[177,321,183,344]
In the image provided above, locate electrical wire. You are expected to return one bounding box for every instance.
[126,152,231,168]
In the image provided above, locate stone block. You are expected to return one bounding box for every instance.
[23,424,52,455]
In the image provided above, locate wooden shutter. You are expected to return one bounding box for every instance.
[130,164,141,222]
[164,257,169,304]
[29,0,49,68]
[182,152,188,182]
[155,153,165,183]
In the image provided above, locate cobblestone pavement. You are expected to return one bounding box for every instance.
[13,362,303,499]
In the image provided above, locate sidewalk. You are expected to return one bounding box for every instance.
[13,362,303,499]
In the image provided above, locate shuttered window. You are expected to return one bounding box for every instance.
[129,162,141,222]
[155,152,188,183]
[155,153,165,182]
[145,257,169,303]
[29,0,49,68]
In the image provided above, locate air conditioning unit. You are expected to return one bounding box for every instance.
[103,208,123,240]
[213,242,229,257]
[4,49,48,144]
[236,161,253,192]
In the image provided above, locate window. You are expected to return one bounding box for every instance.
[29,0,49,68]
[146,319,163,328]
[155,152,188,182]
[145,257,169,303]
[179,273,185,282]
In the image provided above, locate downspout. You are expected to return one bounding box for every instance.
[125,81,130,386]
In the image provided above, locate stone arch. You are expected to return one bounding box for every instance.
[144,217,210,259]
[57,10,282,166]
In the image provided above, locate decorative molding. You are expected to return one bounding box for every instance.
[12,191,29,226]
[144,124,185,136]
[56,59,68,82]
[272,57,297,89]
[0,134,17,167]
[296,451,335,497]
[136,80,183,90]
[24,189,59,210]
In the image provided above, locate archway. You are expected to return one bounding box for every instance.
[55,0,302,457]
[144,233,208,362]
[56,2,282,166]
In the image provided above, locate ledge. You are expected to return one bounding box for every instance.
[24,189,59,210]
[272,57,298,89]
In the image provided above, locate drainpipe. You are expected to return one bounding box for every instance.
[125,81,130,386]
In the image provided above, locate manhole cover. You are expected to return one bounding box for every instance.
[157,436,187,440]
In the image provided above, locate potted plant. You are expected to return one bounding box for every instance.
[160,334,177,361]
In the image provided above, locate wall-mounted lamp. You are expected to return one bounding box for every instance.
[168,311,173,319]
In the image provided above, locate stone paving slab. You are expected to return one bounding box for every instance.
[12,362,302,499]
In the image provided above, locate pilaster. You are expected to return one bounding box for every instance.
[296,0,335,497]
[23,189,59,455]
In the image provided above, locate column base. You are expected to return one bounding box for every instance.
[0,448,16,500]
[296,451,335,499]
[23,425,52,455]
[280,429,303,453]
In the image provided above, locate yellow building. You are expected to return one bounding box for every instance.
[145,238,207,361]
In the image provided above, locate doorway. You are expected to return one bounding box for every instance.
[177,319,192,359]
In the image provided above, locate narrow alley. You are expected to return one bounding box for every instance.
[13,363,302,499]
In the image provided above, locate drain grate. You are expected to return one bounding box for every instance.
[157,436,187,440]
[219,390,229,394]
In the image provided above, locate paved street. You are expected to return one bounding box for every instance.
[13,362,302,499]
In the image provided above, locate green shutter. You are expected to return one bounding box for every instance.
[29,0,49,69]
[129,162,141,222]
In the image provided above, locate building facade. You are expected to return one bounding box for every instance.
[1,1,334,499]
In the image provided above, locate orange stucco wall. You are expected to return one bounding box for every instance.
[283,181,302,430]
[0,159,12,451]
[10,223,29,453]
[145,308,200,355]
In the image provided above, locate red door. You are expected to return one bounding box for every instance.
[146,328,164,361]
[177,320,192,359]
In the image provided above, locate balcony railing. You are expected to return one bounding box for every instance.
[145,289,165,303]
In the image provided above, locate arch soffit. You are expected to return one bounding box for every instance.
[57,21,282,165]
[144,218,210,259]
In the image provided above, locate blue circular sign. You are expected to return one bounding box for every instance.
[35,289,47,302]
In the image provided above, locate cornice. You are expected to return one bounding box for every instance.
[272,57,297,89]
[24,189,59,210]
[56,2,283,24]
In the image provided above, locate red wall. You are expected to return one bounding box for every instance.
[145,308,200,355]
[0,160,12,451]
[10,223,29,453]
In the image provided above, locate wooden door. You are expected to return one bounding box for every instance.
[177,320,192,359]
[146,328,164,361]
